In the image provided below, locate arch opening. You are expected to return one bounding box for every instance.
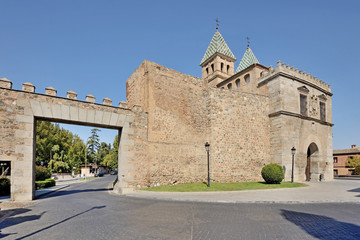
[306,142,319,181]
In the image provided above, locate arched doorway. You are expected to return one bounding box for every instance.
[306,143,319,181]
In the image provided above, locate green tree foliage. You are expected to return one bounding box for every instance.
[346,156,360,169]
[35,166,52,181]
[36,121,85,173]
[87,128,101,164]
[102,135,119,170]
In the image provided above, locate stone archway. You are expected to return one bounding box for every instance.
[306,143,319,181]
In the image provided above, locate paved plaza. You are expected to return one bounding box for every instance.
[0,176,359,239]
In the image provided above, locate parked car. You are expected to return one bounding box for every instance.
[110,170,118,175]
[95,172,104,177]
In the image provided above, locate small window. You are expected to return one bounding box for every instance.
[221,63,224,72]
[206,68,209,75]
[334,169,338,175]
[227,83,232,89]
[333,157,338,163]
[349,169,355,175]
[300,94,308,116]
[320,102,326,121]
[236,79,240,88]
[245,74,250,83]
[211,64,214,72]
[227,65,230,74]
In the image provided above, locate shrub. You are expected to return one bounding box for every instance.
[35,178,56,190]
[35,166,52,181]
[261,163,284,184]
[0,176,10,196]
[354,165,360,175]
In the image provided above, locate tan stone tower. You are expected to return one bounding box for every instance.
[200,30,236,87]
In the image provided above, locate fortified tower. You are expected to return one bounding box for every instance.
[200,29,236,87]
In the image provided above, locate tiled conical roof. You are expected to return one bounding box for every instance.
[236,47,259,73]
[200,30,236,65]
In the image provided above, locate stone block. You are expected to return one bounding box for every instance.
[86,109,95,123]
[109,112,119,126]
[22,82,35,92]
[86,94,95,103]
[79,108,87,122]
[30,100,43,117]
[0,78,12,89]
[40,102,52,118]
[67,90,77,100]
[103,98,112,106]
[45,87,57,96]
[61,105,70,120]
[69,106,79,121]
[16,114,34,124]
[94,110,103,124]
[51,104,62,119]
[102,111,111,125]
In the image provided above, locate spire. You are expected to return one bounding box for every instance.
[236,47,259,73]
[200,30,236,66]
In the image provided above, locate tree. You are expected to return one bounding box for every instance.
[97,142,111,164]
[102,135,119,170]
[87,128,101,164]
[36,121,86,173]
[346,156,360,168]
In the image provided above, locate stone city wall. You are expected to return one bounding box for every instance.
[0,78,148,200]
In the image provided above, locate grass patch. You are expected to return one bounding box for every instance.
[142,181,307,192]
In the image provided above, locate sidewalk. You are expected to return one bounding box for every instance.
[125,179,360,204]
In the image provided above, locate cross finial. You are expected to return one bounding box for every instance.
[216,18,220,30]
[246,36,250,48]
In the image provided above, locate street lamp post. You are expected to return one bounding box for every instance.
[205,142,210,187]
[291,147,296,183]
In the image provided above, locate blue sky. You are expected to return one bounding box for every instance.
[0,0,359,149]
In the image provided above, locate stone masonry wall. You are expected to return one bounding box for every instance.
[208,88,271,182]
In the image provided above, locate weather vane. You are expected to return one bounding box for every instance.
[246,36,250,48]
[216,18,220,30]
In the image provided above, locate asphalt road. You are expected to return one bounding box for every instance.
[1,175,360,240]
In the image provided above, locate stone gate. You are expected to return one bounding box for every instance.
[0,78,148,201]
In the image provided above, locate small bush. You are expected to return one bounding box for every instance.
[35,166,52,181]
[35,178,55,190]
[354,165,360,175]
[261,163,284,184]
[0,176,10,196]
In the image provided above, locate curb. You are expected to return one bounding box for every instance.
[35,184,70,198]
[123,194,360,204]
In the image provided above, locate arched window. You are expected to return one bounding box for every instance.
[206,68,209,75]
[227,83,232,89]
[236,79,240,88]
[221,63,224,72]
[227,65,230,73]
[245,74,250,83]
[211,64,214,72]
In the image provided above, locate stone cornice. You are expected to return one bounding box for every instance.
[259,72,333,96]
[269,110,334,126]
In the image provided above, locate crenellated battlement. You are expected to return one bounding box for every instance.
[260,61,331,92]
[0,77,134,110]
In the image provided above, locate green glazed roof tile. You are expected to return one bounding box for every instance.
[200,30,236,65]
[236,47,259,73]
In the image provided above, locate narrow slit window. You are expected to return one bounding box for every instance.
[236,79,240,88]
[211,64,214,72]
[221,63,224,72]
[227,83,232,89]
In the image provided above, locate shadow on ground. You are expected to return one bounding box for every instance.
[38,188,110,199]
[0,206,105,239]
[281,209,360,240]
[0,208,41,238]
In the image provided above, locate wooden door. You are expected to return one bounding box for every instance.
[305,156,310,181]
